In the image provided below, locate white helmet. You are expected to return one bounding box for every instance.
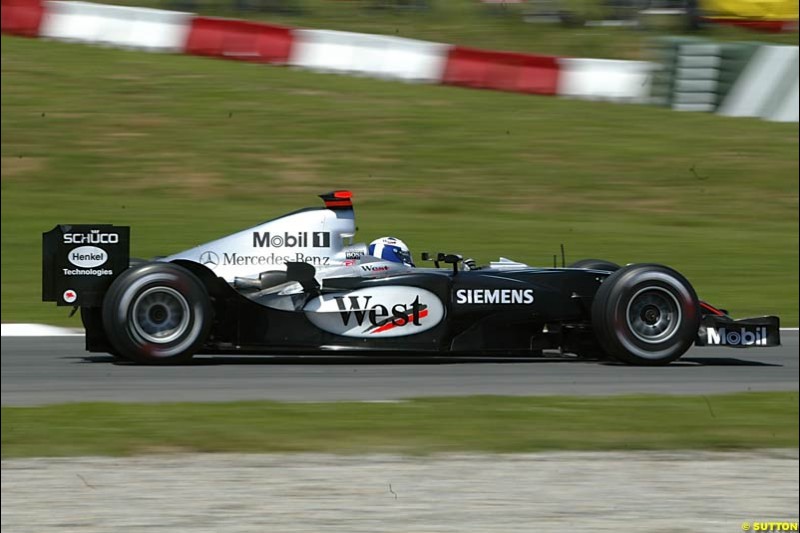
[368,237,414,267]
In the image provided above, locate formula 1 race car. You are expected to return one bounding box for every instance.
[42,191,781,365]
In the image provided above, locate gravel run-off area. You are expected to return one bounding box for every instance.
[2,450,798,533]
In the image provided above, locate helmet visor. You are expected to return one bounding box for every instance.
[393,248,414,267]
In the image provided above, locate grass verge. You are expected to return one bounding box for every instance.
[2,36,797,326]
[2,393,797,458]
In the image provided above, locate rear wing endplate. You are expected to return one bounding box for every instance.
[42,225,130,307]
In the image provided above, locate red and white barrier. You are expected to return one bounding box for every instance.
[8,0,793,122]
[184,17,293,63]
[442,46,560,95]
[0,0,643,104]
[557,58,654,103]
[40,1,191,51]
[1,0,44,36]
[289,29,451,83]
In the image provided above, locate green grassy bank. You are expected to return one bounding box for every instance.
[2,393,797,457]
[2,36,797,326]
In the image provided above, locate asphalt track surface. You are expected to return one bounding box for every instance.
[1,332,798,405]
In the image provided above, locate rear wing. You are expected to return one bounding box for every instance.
[42,225,130,307]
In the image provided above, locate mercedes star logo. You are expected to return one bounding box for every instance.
[199,251,219,269]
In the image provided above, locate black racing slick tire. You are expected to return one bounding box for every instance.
[102,262,212,364]
[569,259,621,272]
[591,264,700,366]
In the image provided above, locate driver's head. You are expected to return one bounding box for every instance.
[368,237,414,267]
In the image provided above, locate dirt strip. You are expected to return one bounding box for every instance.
[2,451,798,532]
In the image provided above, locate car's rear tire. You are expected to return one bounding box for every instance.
[569,258,620,272]
[591,263,699,365]
[102,262,212,364]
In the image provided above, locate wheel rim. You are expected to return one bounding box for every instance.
[131,287,190,344]
[625,286,682,344]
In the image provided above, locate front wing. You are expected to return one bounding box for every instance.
[695,315,781,348]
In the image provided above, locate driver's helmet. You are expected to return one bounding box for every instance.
[368,237,414,267]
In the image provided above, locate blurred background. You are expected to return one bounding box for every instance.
[2,0,798,328]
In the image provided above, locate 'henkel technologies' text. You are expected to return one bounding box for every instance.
[62,268,113,276]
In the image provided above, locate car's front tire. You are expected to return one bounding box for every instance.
[102,262,212,364]
[591,264,699,365]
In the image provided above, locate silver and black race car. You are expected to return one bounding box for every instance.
[43,191,781,365]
